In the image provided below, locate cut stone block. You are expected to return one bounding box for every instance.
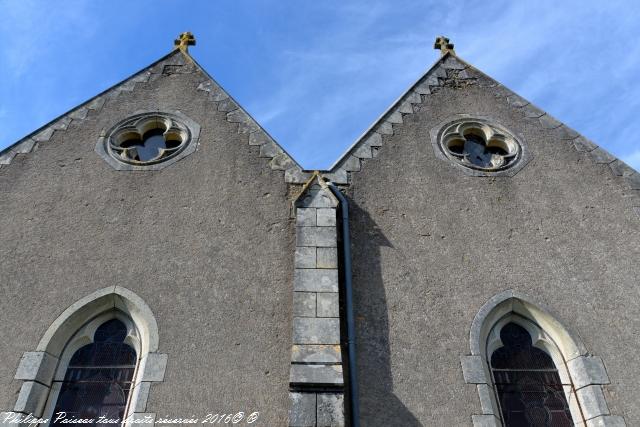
[568,356,610,390]
[317,293,339,318]
[290,364,343,386]
[295,247,316,269]
[293,318,340,344]
[15,352,58,386]
[296,227,337,247]
[291,345,342,364]
[14,381,49,417]
[294,269,339,292]
[461,355,487,384]
[316,208,336,227]
[577,385,609,420]
[316,247,337,269]
[317,393,345,427]
[289,392,316,427]
[296,208,316,227]
[293,292,316,317]
[141,353,168,382]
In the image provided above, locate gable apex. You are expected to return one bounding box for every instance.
[324,50,640,208]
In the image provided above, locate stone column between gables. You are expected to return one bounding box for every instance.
[288,176,345,427]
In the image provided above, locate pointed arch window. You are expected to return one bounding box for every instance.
[51,318,137,424]
[490,322,573,426]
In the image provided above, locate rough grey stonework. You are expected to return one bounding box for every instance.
[1,48,294,426]
[288,177,344,426]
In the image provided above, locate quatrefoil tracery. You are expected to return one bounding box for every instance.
[441,121,521,172]
[108,114,190,165]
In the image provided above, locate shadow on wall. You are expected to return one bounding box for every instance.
[347,197,423,427]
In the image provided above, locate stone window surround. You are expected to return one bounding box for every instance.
[430,115,532,177]
[2,287,165,427]
[461,290,626,427]
[95,110,200,171]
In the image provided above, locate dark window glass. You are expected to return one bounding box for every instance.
[463,134,508,168]
[122,129,168,162]
[52,319,137,426]
[491,322,574,427]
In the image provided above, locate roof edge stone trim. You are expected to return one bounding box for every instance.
[328,53,475,183]
[188,54,316,185]
[452,54,640,211]
[328,52,640,218]
[0,50,188,170]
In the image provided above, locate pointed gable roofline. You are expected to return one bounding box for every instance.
[0,44,311,185]
[3,36,639,199]
[324,48,640,203]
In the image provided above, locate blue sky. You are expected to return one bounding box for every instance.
[1,0,639,170]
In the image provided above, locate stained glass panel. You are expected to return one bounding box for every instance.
[52,319,136,426]
[491,322,573,427]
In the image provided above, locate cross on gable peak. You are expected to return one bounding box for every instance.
[434,35,455,56]
[174,32,196,52]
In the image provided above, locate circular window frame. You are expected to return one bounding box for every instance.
[96,110,200,171]
[430,115,531,177]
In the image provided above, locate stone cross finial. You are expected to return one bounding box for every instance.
[434,36,455,55]
[174,32,196,52]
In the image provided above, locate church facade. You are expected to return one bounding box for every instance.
[1,34,638,427]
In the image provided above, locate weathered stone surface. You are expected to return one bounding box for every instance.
[339,155,361,172]
[297,189,338,208]
[387,111,403,124]
[522,104,545,118]
[539,114,562,129]
[398,101,414,114]
[476,384,495,415]
[259,141,281,158]
[577,386,610,420]
[297,208,316,227]
[317,393,345,426]
[317,293,339,318]
[291,345,342,364]
[352,143,372,159]
[507,94,529,108]
[322,169,348,185]
[290,364,343,385]
[269,152,295,171]
[289,393,316,427]
[295,247,316,269]
[557,125,580,140]
[294,269,339,292]
[14,352,58,386]
[586,415,627,427]
[472,415,501,427]
[141,353,168,382]
[293,292,316,317]
[363,132,383,147]
[292,318,340,344]
[248,130,271,145]
[461,355,487,384]
[296,227,337,247]
[217,98,238,112]
[377,121,393,135]
[14,382,49,416]
[132,381,151,413]
[316,247,337,269]
[286,167,313,183]
[316,208,336,227]
[574,136,598,152]
[568,356,610,390]
[590,147,616,164]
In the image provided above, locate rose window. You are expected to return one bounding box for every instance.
[439,120,521,172]
[107,113,191,165]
